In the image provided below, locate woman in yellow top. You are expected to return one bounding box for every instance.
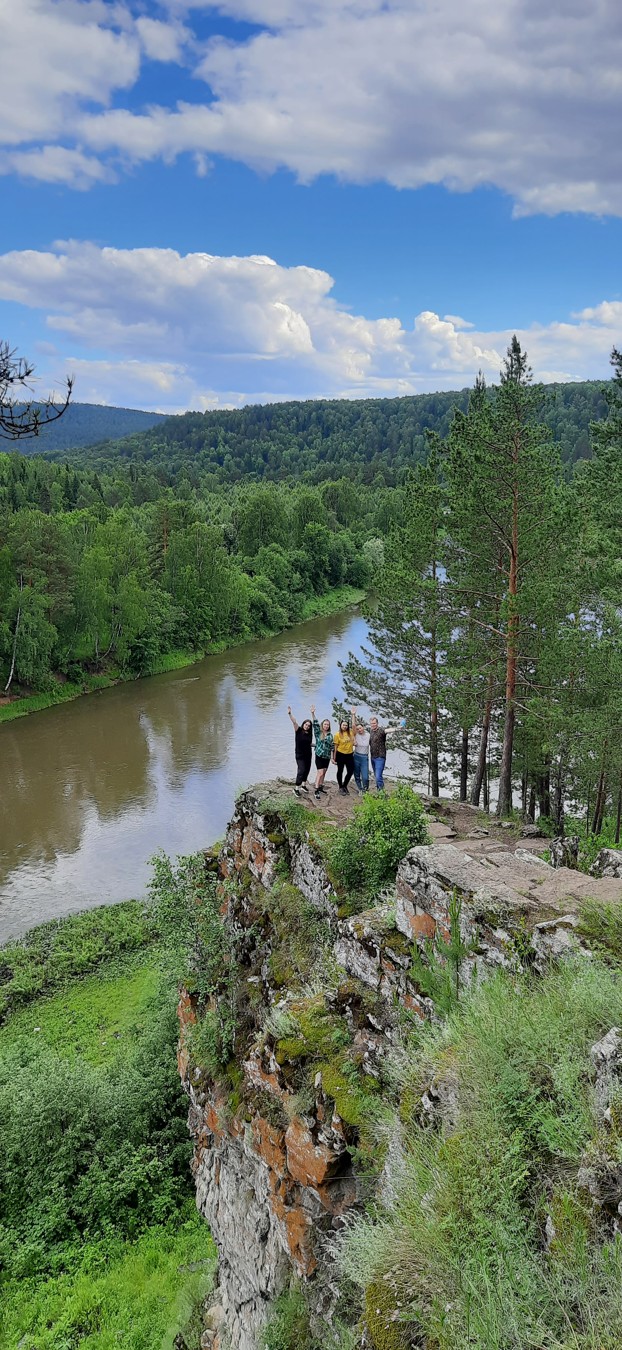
[332,710,356,795]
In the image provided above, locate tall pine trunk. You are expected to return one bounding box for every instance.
[460,727,469,801]
[427,557,440,798]
[497,486,519,817]
[470,684,493,805]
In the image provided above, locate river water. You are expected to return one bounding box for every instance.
[1,608,407,940]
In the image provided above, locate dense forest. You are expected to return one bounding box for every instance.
[17,402,166,454]
[0,460,393,696]
[54,380,608,486]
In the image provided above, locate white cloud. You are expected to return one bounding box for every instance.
[0,145,115,188]
[1,1,622,211]
[0,1,139,147]
[0,242,618,410]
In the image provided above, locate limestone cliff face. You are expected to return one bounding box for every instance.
[178,786,594,1350]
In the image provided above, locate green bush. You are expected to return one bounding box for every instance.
[329,786,430,899]
[0,991,191,1278]
[342,957,622,1350]
[149,850,239,1074]
[0,902,157,1022]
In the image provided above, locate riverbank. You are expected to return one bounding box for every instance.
[0,901,216,1349]
[0,584,365,725]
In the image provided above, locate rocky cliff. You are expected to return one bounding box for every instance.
[177,785,622,1350]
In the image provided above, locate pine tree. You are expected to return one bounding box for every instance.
[445,343,562,815]
[341,447,449,794]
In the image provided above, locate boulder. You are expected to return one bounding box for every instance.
[590,848,622,879]
[550,835,580,869]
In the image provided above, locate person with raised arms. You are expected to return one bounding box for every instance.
[287,706,313,795]
[311,704,334,800]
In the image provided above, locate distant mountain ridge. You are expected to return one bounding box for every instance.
[52,380,609,485]
[15,402,167,454]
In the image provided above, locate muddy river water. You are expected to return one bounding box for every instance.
[0,608,407,940]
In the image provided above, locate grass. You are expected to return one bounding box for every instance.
[342,956,622,1350]
[0,671,129,723]
[300,585,365,621]
[0,1209,216,1350]
[0,900,158,1021]
[0,954,161,1067]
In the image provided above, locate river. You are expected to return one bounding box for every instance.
[0,608,407,940]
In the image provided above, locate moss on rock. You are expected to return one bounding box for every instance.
[365,1279,410,1350]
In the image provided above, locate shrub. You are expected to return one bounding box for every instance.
[0,1211,215,1350]
[0,990,191,1278]
[329,786,430,899]
[149,851,239,1073]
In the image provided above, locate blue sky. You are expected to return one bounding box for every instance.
[1,1,621,412]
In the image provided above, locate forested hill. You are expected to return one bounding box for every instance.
[19,402,166,454]
[55,380,608,485]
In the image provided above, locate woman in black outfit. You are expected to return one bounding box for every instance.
[287,706,313,793]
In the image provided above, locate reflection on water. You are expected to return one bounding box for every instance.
[1,609,397,939]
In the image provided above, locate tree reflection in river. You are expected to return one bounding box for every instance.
[0,609,376,938]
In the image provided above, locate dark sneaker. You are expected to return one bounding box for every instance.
[314,790,321,800]
[293,787,302,797]
[300,783,309,792]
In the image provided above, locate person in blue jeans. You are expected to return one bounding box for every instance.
[369,716,398,790]
[352,711,370,792]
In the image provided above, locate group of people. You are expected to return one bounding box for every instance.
[287,704,396,799]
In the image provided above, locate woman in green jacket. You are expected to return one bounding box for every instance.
[311,703,334,799]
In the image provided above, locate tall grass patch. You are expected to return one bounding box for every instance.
[342,958,622,1349]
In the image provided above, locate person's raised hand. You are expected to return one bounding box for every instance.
[287,705,291,715]
[310,703,315,715]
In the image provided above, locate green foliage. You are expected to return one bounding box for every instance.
[261,1285,312,1350]
[0,1209,215,1350]
[149,850,238,1072]
[0,469,374,699]
[328,785,430,899]
[0,899,211,1348]
[0,901,157,1021]
[410,890,476,1013]
[578,897,622,962]
[0,983,191,1279]
[342,957,622,1350]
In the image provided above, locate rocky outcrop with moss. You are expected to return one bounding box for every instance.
[177,785,622,1350]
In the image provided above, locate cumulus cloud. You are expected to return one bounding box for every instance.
[2,1,622,212]
[0,241,618,410]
